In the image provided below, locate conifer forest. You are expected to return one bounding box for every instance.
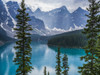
[0,0,100,75]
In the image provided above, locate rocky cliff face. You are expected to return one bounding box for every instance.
[34,6,88,30]
[0,0,89,38]
[0,0,46,39]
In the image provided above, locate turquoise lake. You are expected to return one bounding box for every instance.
[0,42,85,75]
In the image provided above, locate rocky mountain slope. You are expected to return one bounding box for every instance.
[33,6,88,30]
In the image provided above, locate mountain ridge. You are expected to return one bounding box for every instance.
[0,0,88,41]
[33,5,88,30]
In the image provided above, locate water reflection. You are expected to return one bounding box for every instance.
[0,42,85,75]
[29,66,55,75]
[0,43,16,75]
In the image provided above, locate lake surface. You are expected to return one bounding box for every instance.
[0,42,85,75]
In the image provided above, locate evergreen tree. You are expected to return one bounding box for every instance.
[62,54,69,75]
[44,66,47,75]
[55,47,61,75]
[13,0,33,75]
[78,0,99,74]
[96,34,100,74]
[95,1,100,74]
[48,72,50,75]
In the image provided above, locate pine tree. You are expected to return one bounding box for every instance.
[55,47,61,75]
[95,1,100,74]
[48,72,50,75]
[62,54,69,75]
[96,34,100,74]
[44,66,47,75]
[13,0,33,75]
[78,0,99,75]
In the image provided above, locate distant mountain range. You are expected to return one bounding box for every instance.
[33,6,88,30]
[0,0,89,44]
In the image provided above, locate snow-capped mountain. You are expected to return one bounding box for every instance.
[6,1,19,20]
[0,0,15,38]
[34,6,72,30]
[0,0,88,38]
[72,7,89,27]
[6,1,46,31]
[0,0,47,38]
[33,6,88,30]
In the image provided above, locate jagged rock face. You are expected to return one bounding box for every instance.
[0,27,7,37]
[0,0,7,23]
[34,6,88,30]
[48,6,72,30]
[6,1,45,30]
[0,0,14,39]
[72,7,89,27]
[6,1,19,19]
[0,0,14,28]
[0,26,12,42]
[0,0,89,37]
[29,16,45,30]
[0,0,46,38]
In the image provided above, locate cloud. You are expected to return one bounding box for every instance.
[4,0,89,12]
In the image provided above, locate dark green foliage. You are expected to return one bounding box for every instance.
[44,66,47,75]
[31,34,51,43]
[55,47,61,75]
[62,54,69,75]
[13,0,33,75]
[95,1,100,74]
[48,72,50,75]
[48,30,87,48]
[96,34,100,74]
[78,0,100,75]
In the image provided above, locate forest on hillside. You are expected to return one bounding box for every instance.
[48,30,87,48]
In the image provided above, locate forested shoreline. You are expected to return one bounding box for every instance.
[48,30,87,48]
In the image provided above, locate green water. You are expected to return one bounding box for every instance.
[0,42,85,75]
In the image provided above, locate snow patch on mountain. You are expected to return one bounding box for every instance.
[0,22,14,38]
[0,23,6,31]
[0,0,87,37]
[46,26,66,32]
[45,26,83,36]
[67,24,83,32]
[68,27,74,31]
[33,28,47,36]
[33,5,88,32]
[74,24,83,30]
[2,0,16,28]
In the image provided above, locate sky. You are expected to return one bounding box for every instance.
[4,0,89,13]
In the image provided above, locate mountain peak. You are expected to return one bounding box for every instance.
[60,6,66,9]
[59,6,70,14]
[59,6,68,12]
[35,8,41,13]
[6,1,18,5]
[76,7,87,12]
[73,7,87,14]
[51,6,70,14]
[77,7,83,11]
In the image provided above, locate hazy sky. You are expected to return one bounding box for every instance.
[4,0,89,12]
